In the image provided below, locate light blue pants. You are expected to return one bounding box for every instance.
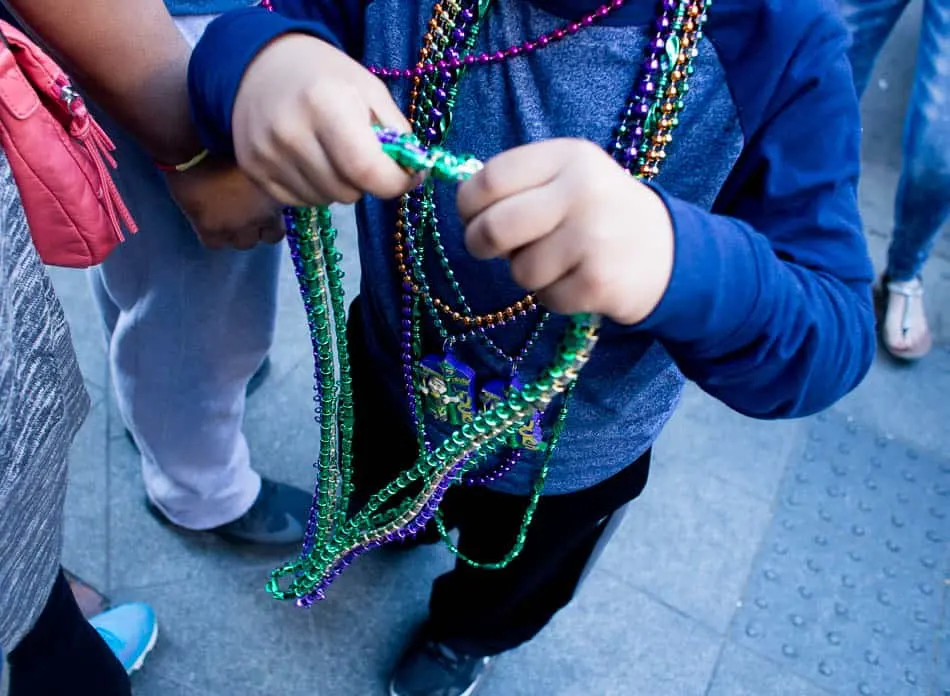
[88,17,282,529]
[839,0,950,281]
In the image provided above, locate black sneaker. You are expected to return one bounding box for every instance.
[390,632,493,696]
[125,356,272,452]
[145,477,312,546]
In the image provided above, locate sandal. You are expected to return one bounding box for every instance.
[880,277,933,361]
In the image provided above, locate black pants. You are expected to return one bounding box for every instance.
[8,570,130,696]
[348,299,651,657]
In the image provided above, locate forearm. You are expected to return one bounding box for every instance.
[636,194,875,419]
[7,0,202,163]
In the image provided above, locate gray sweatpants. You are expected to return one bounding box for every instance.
[87,15,282,529]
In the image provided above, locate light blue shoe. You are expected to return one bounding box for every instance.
[89,602,158,675]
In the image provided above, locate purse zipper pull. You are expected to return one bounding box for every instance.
[56,76,138,242]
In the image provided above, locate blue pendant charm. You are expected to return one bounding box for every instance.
[442,353,476,425]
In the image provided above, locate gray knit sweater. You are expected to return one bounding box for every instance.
[0,149,89,655]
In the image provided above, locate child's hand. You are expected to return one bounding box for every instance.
[457,139,674,325]
[232,34,415,206]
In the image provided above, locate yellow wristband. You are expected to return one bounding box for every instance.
[156,148,210,173]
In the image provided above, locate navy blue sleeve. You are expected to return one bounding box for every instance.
[188,1,365,155]
[636,4,875,419]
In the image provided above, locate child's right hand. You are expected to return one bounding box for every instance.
[232,34,415,207]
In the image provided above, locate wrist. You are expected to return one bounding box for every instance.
[613,183,675,325]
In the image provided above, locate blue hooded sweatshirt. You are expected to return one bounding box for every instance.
[188,0,876,495]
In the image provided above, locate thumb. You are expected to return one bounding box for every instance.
[365,75,412,135]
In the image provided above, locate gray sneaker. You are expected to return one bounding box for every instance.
[146,477,311,546]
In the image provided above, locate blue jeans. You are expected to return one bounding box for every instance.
[839,0,950,281]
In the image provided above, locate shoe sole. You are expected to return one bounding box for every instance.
[127,620,159,676]
[388,660,491,696]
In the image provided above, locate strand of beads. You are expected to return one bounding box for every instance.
[394,1,557,510]
[397,0,538,332]
[389,0,703,340]
[269,0,711,602]
[610,0,682,168]
[434,384,574,568]
[399,129,560,556]
[393,2,551,505]
[634,0,708,177]
[370,0,628,79]
[387,0,707,569]
[396,2,507,331]
[269,132,603,603]
[284,208,345,556]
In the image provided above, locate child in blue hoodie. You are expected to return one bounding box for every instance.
[189,1,876,693]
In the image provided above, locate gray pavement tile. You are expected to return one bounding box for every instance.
[482,568,720,696]
[730,412,949,695]
[938,618,950,696]
[598,439,774,633]
[115,545,453,696]
[833,342,950,461]
[133,673,214,696]
[63,397,110,591]
[47,266,108,389]
[662,384,805,502]
[107,384,127,441]
[706,641,832,696]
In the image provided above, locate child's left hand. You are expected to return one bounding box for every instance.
[457,139,674,326]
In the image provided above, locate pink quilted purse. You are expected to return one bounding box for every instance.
[0,20,136,268]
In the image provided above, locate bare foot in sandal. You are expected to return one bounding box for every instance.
[882,277,933,361]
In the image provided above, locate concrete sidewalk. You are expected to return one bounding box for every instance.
[52,4,948,694]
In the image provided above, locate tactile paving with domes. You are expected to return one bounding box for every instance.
[731,411,949,695]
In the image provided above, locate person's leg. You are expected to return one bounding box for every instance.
[8,572,131,696]
[429,452,649,654]
[880,0,950,357]
[85,14,314,537]
[837,0,912,97]
[89,112,285,530]
[390,449,651,696]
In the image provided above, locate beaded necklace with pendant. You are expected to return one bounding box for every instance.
[269,0,710,605]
